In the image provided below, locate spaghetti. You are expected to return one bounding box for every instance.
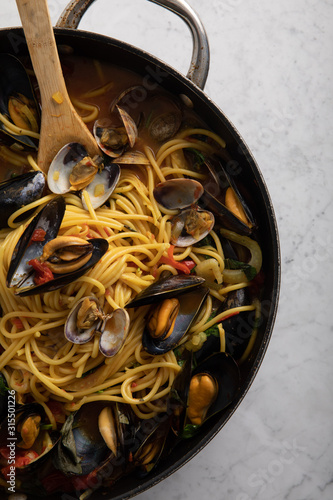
[0,54,262,495]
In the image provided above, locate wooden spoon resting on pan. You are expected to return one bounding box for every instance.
[16,0,100,173]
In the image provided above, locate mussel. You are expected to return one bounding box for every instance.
[0,170,45,228]
[53,402,136,479]
[6,196,108,296]
[199,155,256,236]
[126,274,209,355]
[0,402,59,479]
[153,178,215,246]
[0,54,40,149]
[170,352,240,438]
[47,142,120,210]
[65,296,130,357]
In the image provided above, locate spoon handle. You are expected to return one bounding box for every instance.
[16,0,99,172]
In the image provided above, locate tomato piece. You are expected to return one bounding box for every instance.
[159,245,191,274]
[31,228,46,242]
[11,318,24,330]
[28,259,54,285]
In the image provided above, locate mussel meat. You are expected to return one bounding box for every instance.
[6,196,108,296]
[0,54,40,149]
[199,156,256,235]
[170,352,240,437]
[126,274,209,355]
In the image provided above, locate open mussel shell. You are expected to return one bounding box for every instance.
[170,352,240,437]
[195,288,255,364]
[199,155,256,236]
[99,308,130,357]
[65,296,102,344]
[54,403,112,477]
[6,196,108,296]
[133,414,172,477]
[125,274,206,309]
[16,238,108,297]
[0,402,60,476]
[170,208,215,247]
[0,54,40,149]
[6,196,65,289]
[142,286,209,355]
[153,178,204,210]
[0,170,45,229]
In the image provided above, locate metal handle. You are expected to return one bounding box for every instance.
[56,0,210,89]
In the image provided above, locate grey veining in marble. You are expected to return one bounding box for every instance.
[1,0,332,499]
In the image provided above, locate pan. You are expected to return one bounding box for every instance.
[0,0,280,498]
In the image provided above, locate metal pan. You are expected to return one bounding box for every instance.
[0,0,280,498]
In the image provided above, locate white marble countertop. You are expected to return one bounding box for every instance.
[1,1,332,499]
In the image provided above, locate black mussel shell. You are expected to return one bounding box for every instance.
[6,195,108,296]
[0,171,45,229]
[142,286,209,355]
[54,403,111,477]
[169,351,240,437]
[125,274,206,309]
[189,352,240,423]
[133,414,172,477]
[199,155,256,236]
[15,238,108,297]
[0,54,39,149]
[6,196,66,289]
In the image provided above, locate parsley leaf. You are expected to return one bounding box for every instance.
[224,258,257,281]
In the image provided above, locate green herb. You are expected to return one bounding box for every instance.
[145,110,154,128]
[186,148,206,166]
[0,376,8,396]
[224,258,257,281]
[181,424,200,439]
[40,424,53,430]
[194,233,216,248]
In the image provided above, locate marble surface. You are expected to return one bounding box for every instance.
[1,0,332,499]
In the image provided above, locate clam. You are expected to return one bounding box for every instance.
[0,170,45,229]
[93,105,138,158]
[65,296,102,344]
[99,308,130,357]
[6,196,108,296]
[145,93,182,142]
[0,54,40,149]
[126,274,209,355]
[65,297,130,358]
[170,207,215,247]
[47,142,120,209]
[153,178,215,246]
[153,178,204,210]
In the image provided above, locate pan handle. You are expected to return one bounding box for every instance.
[56,0,209,89]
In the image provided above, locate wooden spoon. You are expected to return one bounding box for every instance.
[16,0,100,173]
